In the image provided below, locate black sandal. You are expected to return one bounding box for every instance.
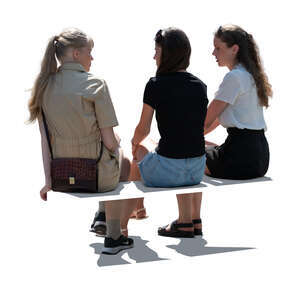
[158,220,194,238]
[193,219,203,236]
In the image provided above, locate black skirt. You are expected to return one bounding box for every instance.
[206,128,269,180]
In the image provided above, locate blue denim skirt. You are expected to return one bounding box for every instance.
[138,152,206,188]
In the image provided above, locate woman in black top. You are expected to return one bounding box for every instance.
[129,28,208,238]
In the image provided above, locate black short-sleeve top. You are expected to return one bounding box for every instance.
[143,72,208,158]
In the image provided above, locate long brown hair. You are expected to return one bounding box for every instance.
[215,24,272,107]
[155,27,191,76]
[27,28,93,122]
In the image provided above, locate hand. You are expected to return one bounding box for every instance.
[40,185,51,201]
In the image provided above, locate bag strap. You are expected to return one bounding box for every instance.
[41,109,103,163]
[41,110,54,160]
[96,141,104,163]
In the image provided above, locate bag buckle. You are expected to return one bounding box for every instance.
[69,177,75,185]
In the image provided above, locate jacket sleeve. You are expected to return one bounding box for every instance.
[82,77,119,128]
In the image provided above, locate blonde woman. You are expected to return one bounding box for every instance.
[28,28,139,255]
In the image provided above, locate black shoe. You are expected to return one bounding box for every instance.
[90,211,106,236]
[101,235,133,255]
[102,235,134,255]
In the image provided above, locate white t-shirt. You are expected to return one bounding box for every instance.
[215,64,267,130]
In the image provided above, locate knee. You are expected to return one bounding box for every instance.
[135,145,149,162]
[120,157,131,181]
[204,166,211,176]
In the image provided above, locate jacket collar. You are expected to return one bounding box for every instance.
[59,62,86,72]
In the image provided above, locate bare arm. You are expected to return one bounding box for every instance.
[99,127,120,153]
[204,99,229,133]
[38,117,52,188]
[131,104,154,146]
[204,118,220,135]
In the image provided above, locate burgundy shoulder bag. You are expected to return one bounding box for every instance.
[42,110,103,193]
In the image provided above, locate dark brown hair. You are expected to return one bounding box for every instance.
[215,24,272,107]
[28,28,93,122]
[155,27,191,76]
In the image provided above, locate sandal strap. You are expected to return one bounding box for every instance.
[192,219,202,224]
[171,220,193,229]
[136,208,146,213]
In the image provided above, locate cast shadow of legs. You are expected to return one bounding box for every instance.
[90,236,168,268]
[167,237,255,257]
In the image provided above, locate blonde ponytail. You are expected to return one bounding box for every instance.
[28,36,57,122]
[27,28,92,122]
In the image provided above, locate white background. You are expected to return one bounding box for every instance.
[1,0,299,299]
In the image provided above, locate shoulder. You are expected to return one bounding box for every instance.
[187,72,207,90]
[147,76,158,85]
[144,77,158,91]
[83,73,106,89]
[223,69,240,82]
[225,66,255,94]
[226,65,253,84]
[80,73,108,99]
[219,69,244,91]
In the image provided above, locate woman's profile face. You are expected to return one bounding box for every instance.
[154,44,162,67]
[212,37,238,69]
[74,45,93,72]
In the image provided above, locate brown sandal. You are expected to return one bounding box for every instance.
[130,208,148,220]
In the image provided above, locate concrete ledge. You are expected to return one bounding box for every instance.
[50,175,272,201]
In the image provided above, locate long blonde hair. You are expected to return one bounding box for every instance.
[27,28,93,122]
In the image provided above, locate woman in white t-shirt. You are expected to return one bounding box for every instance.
[204,24,272,179]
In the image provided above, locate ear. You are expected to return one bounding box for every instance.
[72,48,80,60]
[232,44,239,56]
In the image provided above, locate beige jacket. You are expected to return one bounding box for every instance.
[40,62,120,192]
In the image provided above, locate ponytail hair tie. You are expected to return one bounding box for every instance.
[54,35,59,43]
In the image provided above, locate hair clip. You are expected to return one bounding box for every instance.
[155,29,164,42]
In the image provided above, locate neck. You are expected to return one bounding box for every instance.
[228,60,239,71]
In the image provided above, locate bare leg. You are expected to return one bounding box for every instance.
[136,199,145,210]
[205,166,211,176]
[177,193,193,224]
[120,147,146,234]
[104,200,122,239]
[165,193,194,232]
[128,144,150,219]
[103,149,135,239]
[192,192,202,232]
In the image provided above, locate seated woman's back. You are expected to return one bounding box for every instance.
[144,71,208,158]
[43,62,118,158]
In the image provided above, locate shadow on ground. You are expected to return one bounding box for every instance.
[90,236,254,267]
[90,236,168,267]
[166,237,254,256]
